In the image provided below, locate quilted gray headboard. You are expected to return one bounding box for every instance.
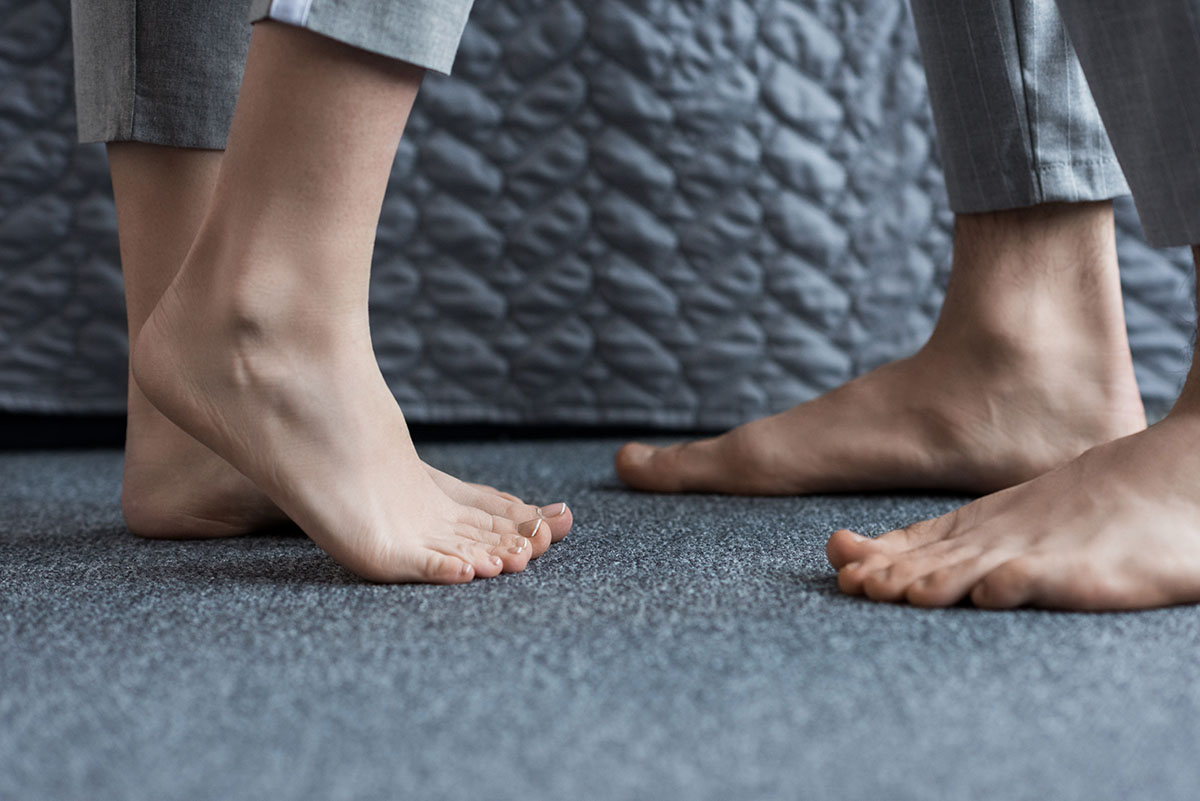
[1,0,1194,427]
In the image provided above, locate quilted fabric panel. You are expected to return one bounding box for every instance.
[0,0,1194,426]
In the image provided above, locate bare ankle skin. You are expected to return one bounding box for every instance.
[825,244,1200,611]
[616,201,1146,495]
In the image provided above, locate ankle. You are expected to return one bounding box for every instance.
[930,297,1123,367]
[166,222,370,351]
[929,202,1131,361]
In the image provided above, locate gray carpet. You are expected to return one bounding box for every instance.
[2,440,1199,801]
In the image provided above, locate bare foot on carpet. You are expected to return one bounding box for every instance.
[130,23,567,583]
[616,202,1146,497]
[826,411,1200,610]
[122,404,571,552]
[133,255,554,583]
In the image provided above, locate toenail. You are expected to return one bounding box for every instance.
[460,562,473,577]
[844,561,862,572]
[509,538,529,554]
[627,443,654,459]
[539,503,567,519]
[490,556,503,568]
[518,519,543,538]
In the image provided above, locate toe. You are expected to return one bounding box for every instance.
[861,567,906,602]
[426,469,560,539]
[471,546,507,578]
[431,537,506,579]
[536,502,572,543]
[423,552,477,584]
[454,516,534,573]
[492,531,534,573]
[484,499,570,548]
[452,484,572,549]
[861,548,955,602]
[615,439,724,493]
[859,510,962,557]
[904,548,1016,608]
[862,560,935,602]
[614,442,668,490]
[836,553,894,596]
[518,517,553,557]
[860,540,982,603]
[461,506,548,562]
[495,500,572,549]
[500,536,534,573]
[970,556,1041,609]
[827,529,875,568]
[387,550,475,585]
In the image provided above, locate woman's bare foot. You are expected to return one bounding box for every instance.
[827,411,1200,610]
[134,253,547,583]
[122,408,571,549]
[130,23,567,583]
[105,132,572,546]
[616,202,1146,495]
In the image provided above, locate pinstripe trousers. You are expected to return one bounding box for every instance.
[911,0,1200,248]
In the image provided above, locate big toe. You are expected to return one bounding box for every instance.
[484,497,573,550]
[615,440,724,493]
[480,496,571,552]
[826,529,874,569]
[427,468,573,547]
[614,442,660,487]
[473,484,573,542]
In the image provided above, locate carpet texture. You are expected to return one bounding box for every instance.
[2,440,1199,801]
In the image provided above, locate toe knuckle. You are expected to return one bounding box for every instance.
[504,500,527,519]
[905,582,940,606]
[862,573,891,596]
[923,566,957,590]
[419,552,451,580]
[996,557,1036,587]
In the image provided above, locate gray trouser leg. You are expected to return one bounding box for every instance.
[248,0,474,77]
[909,0,1130,214]
[71,0,252,148]
[1054,0,1200,247]
[72,0,475,148]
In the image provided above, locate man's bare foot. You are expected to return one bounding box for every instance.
[122,410,571,548]
[616,202,1146,495]
[616,336,1145,495]
[826,411,1200,610]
